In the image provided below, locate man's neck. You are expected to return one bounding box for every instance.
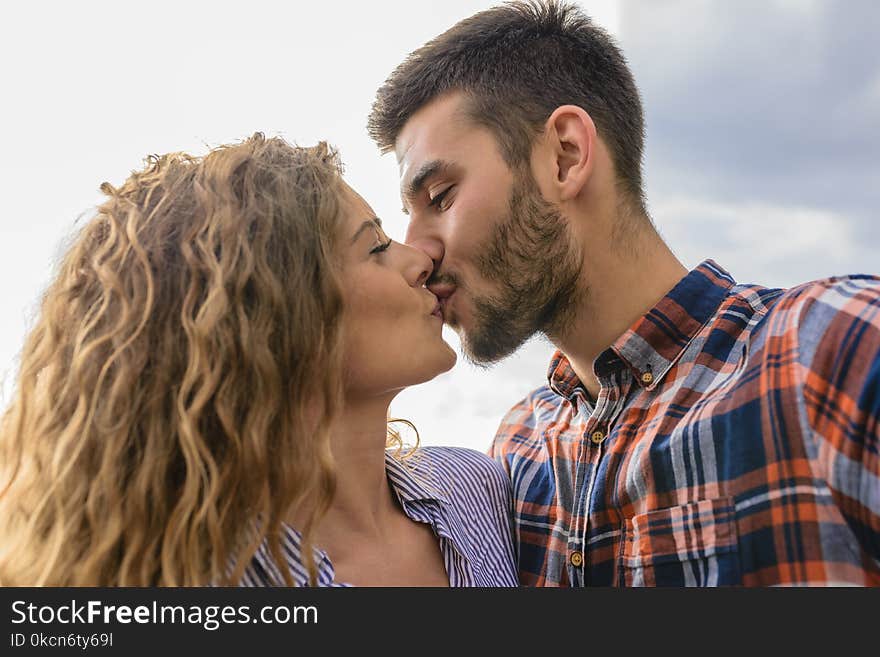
[551,230,688,399]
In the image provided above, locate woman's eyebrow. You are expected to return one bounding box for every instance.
[350,217,383,243]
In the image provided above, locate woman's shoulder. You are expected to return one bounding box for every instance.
[412,445,511,492]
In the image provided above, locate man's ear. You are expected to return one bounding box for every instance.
[544,105,597,202]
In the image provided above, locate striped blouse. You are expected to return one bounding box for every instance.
[239,446,519,587]
[491,260,880,586]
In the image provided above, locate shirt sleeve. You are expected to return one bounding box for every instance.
[481,453,520,573]
[797,276,880,561]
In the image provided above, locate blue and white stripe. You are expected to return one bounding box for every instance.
[239,446,519,587]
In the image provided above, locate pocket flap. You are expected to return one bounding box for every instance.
[623,496,738,568]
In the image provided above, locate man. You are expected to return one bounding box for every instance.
[368,0,880,585]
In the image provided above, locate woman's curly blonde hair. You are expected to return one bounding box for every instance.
[0,133,348,586]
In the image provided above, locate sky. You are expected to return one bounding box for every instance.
[1,1,877,453]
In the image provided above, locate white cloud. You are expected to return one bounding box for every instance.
[653,195,870,288]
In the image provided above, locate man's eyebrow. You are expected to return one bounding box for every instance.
[350,217,383,244]
[400,160,451,214]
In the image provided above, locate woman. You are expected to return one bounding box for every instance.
[0,134,517,586]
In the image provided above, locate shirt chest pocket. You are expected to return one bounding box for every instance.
[620,496,742,586]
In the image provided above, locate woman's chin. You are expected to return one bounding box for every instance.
[417,346,458,384]
[443,343,458,370]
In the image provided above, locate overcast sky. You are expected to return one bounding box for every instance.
[1,1,877,452]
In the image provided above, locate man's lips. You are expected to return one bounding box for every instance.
[427,282,456,322]
[427,282,456,299]
[437,290,455,319]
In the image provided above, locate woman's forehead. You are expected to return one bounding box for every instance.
[340,180,374,215]
[335,182,385,248]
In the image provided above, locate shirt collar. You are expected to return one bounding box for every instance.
[548,259,736,396]
[547,350,584,401]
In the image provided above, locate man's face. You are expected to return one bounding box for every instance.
[396,92,582,365]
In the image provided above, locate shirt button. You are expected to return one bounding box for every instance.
[590,430,605,444]
[570,551,583,567]
[641,371,654,384]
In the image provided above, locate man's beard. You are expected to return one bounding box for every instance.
[457,170,583,365]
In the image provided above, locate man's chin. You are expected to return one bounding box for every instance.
[458,325,528,369]
[449,290,538,365]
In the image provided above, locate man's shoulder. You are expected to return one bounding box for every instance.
[489,383,567,462]
[496,383,565,432]
[782,272,880,306]
[765,273,880,339]
[757,273,880,380]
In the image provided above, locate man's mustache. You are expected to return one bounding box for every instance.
[426,271,459,288]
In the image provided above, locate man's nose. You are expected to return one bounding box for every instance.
[404,231,445,273]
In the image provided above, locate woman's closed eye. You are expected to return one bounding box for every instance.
[370,237,393,255]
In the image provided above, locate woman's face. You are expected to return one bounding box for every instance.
[337,183,456,399]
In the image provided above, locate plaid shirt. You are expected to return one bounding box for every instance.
[490,260,880,586]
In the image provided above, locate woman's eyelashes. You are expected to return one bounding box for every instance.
[370,237,393,255]
[428,185,454,211]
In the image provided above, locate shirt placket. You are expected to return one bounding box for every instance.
[567,365,624,586]
[567,392,591,587]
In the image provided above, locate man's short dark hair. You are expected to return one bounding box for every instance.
[368,0,646,213]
